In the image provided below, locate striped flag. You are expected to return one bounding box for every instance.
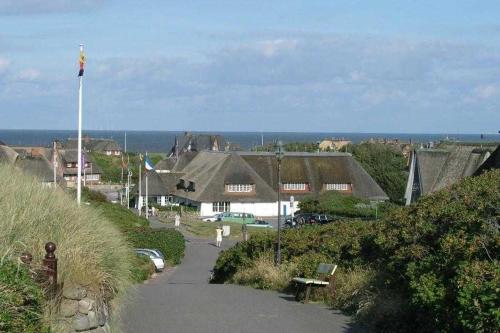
[78,48,86,77]
[144,157,154,171]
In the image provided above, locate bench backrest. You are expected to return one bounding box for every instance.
[316,263,337,281]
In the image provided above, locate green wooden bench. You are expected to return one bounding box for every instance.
[292,263,337,303]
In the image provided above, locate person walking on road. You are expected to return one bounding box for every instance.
[174,213,180,227]
[216,226,223,247]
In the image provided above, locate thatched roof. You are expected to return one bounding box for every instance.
[155,158,176,171]
[15,156,54,182]
[415,145,492,194]
[172,151,388,202]
[175,152,276,202]
[473,146,500,176]
[63,138,121,152]
[137,170,169,196]
[241,152,388,201]
[0,145,18,164]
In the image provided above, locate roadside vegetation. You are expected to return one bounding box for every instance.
[89,151,164,183]
[0,260,47,333]
[82,188,185,266]
[0,165,132,332]
[212,170,500,332]
[299,190,394,219]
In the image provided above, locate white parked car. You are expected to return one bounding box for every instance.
[135,249,165,272]
[202,214,221,222]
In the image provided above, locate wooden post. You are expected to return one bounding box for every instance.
[42,242,57,296]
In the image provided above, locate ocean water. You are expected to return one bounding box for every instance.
[0,129,497,153]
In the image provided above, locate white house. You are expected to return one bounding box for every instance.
[166,151,388,217]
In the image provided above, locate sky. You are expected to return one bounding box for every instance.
[0,0,499,133]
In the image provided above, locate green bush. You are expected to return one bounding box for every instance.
[126,228,185,265]
[299,191,387,219]
[0,260,46,333]
[213,170,500,332]
[130,255,155,283]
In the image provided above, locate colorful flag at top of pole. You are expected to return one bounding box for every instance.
[78,46,86,77]
[144,157,154,171]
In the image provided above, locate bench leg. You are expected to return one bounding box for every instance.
[304,285,312,304]
[295,284,303,301]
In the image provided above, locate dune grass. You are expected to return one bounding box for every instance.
[0,165,133,331]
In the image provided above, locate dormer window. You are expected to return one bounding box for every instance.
[282,183,308,191]
[325,183,351,191]
[227,184,254,193]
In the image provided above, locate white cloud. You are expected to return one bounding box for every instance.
[17,68,41,81]
[473,84,499,99]
[2,34,500,132]
[255,39,298,57]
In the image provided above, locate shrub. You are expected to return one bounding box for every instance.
[0,260,46,333]
[232,252,297,290]
[126,228,185,265]
[213,170,500,332]
[130,255,155,283]
[0,165,133,331]
[299,191,377,218]
[374,169,500,332]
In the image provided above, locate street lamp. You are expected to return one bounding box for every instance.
[275,140,284,266]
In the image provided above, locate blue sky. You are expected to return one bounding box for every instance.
[0,0,499,133]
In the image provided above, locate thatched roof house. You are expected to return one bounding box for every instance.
[63,137,122,156]
[405,145,495,204]
[166,151,388,216]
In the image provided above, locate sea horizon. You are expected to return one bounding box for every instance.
[1,129,498,153]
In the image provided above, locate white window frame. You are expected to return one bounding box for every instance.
[213,201,230,212]
[325,183,350,191]
[227,184,253,193]
[283,183,307,191]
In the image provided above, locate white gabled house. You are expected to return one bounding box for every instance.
[152,151,389,217]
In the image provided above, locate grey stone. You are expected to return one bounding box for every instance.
[102,323,111,333]
[93,327,106,333]
[79,297,95,314]
[63,285,87,300]
[97,307,106,326]
[73,314,90,332]
[59,299,78,317]
[87,310,98,329]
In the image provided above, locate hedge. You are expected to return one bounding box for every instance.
[126,228,185,265]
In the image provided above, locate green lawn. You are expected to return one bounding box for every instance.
[159,216,275,240]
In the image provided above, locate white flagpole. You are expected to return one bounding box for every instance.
[77,44,84,205]
[53,141,57,188]
[145,152,149,220]
[138,155,142,216]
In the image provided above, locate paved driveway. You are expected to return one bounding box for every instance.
[122,236,363,333]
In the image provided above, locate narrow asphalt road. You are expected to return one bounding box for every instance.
[122,235,363,333]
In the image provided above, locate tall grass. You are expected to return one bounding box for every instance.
[0,165,132,331]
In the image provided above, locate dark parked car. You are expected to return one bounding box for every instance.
[309,214,334,225]
[284,213,316,228]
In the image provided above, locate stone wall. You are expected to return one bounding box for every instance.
[59,284,111,332]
